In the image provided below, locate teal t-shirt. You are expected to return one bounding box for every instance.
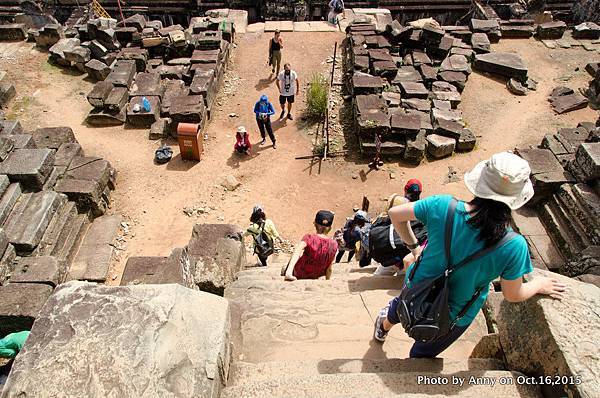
[0,331,29,358]
[407,195,532,327]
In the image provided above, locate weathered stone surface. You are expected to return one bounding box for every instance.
[352,72,384,95]
[401,98,430,112]
[438,71,467,92]
[187,224,245,295]
[0,120,23,136]
[440,54,471,75]
[537,21,567,40]
[572,22,600,40]
[0,136,14,161]
[0,81,16,107]
[501,24,535,38]
[432,108,463,124]
[54,179,104,215]
[117,47,148,72]
[470,19,501,42]
[126,95,160,127]
[65,156,114,190]
[0,283,53,336]
[381,92,401,108]
[398,81,428,99]
[11,256,62,287]
[169,95,207,130]
[130,72,163,98]
[357,111,391,137]
[474,52,528,80]
[426,134,455,158]
[160,79,188,115]
[2,282,231,398]
[390,113,421,135]
[48,38,80,61]
[84,59,111,81]
[87,81,113,107]
[32,127,76,150]
[67,215,122,282]
[0,183,21,226]
[471,33,490,54]
[457,129,477,152]
[0,148,55,190]
[498,269,599,398]
[550,92,589,114]
[470,333,503,361]
[121,248,195,289]
[4,191,65,253]
[0,242,16,284]
[102,86,127,112]
[105,60,136,88]
[573,143,600,181]
[0,24,27,41]
[404,129,426,163]
[392,66,422,83]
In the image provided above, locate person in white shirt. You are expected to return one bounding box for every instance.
[276,63,299,121]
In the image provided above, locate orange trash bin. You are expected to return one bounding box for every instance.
[177,123,203,161]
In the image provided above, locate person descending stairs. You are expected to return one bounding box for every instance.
[221,256,542,397]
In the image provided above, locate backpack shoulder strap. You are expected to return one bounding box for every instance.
[444,198,458,267]
[448,231,519,274]
[408,198,458,280]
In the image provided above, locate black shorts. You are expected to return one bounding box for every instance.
[279,95,295,104]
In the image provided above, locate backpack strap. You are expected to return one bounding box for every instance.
[449,231,519,329]
[408,198,458,281]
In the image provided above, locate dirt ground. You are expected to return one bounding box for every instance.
[1,34,599,283]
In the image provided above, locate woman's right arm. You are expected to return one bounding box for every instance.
[501,276,567,302]
[388,202,419,256]
[284,240,307,281]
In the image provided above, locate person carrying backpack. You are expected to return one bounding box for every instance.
[245,205,281,267]
[373,152,567,358]
[334,210,369,263]
[328,0,344,24]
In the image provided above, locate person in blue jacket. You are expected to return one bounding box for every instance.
[253,94,277,149]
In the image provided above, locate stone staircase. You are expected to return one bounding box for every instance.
[222,258,542,397]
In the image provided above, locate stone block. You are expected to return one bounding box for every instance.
[0,136,14,161]
[0,81,16,107]
[160,79,188,115]
[84,59,111,81]
[352,72,384,95]
[474,52,528,80]
[63,46,91,64]
[573,22,600,40]
[430,91,461,109]
[471,33,490,54]
[130,72,163,98]
[2,282,230,398]
[0,120,23,135]
[126,96,160,127]
[117,47,148,72]
[54,179,105,215]
[573,143,600,181]
[104,86,128,111]
[357,111,390,137]
[191,49,219,64]
[390,113,421,135]
[87,81,114,107]
[53,143,82,169]
[86,106,126,126]
[537,21,567,40]
[372,60,398,79]
[32,127,76,150]
[0,283,53,336]
[0,243,16,284]
[381,92,401,108]
[470,19,501,42]
[11,256,62,287]
[187,224,245,295]
[438,71,467,92]
[354,94,387,115]
[67,215,122,282]
[432,108,463,124]
[169,95,207,130]
[500,25,535,38]
[419,64,438,84]
[0,149,55,190]
[0,183,21,226]
[121,248,195,289]
[426,134,455,158]
[0,24,27,41]
[65,156,114,190]
[392,66,422,83]
[353,56,369,72]
[401,98,430,113]
[48,38,80,61]
[4,191,66,253]
[121,14,146,32]
[115,27,138,45]
[550,93,589,114]
[106,60,136,88]
[6,134,35,150]
[457,129,476,152]
[498,269,599,398]
[440,54,471,75]
[404,130,426,163]
[398,81,428,99]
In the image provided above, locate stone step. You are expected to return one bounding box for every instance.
[67,214,122,282]
[0,182,21,226]
[3,191,66,253]
[226,285,488,363]
[548,196,591,251]
[230,358,505,386]
[221,370,541,398]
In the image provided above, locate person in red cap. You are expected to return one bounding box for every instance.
[404,179,423,202]
[283,210,338,281]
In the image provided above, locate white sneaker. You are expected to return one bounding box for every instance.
[373,264,398,276]
[373,305,390,342]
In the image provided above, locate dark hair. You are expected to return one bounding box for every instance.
[315,224,331,235]
[467,197,512,247]
[250,209,266,224]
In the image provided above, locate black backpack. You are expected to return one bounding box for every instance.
[395,198,518,343]
[253,222,274,257]
[369,218,427,266]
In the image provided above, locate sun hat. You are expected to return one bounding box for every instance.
[315,210,334,227]
[237,126,247,133]
[464,152,534,210]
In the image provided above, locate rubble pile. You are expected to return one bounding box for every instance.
[343,17,515,162]
[37,13,234,138]
[0,117,121,337]
[515,118,600,279]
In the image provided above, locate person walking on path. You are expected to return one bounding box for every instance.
[283,210,338,281]
[268,30,283,76]
[276,63,300,121]
[253,94,277,149]
[245,205,282,267]
[372,152,567,358]
[328,0,344,24]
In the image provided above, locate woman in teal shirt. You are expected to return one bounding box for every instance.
[373,152,567,358]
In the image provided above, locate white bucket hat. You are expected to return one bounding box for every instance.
[464,152,534,210]
[237,126,247,133]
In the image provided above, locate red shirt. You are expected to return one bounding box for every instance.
[293,234,338,279]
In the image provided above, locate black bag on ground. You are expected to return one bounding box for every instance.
[395,198,518,343]
[253,222,274,257]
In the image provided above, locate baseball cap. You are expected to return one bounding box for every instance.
[404,179,423,194]
[315,210,334,227]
